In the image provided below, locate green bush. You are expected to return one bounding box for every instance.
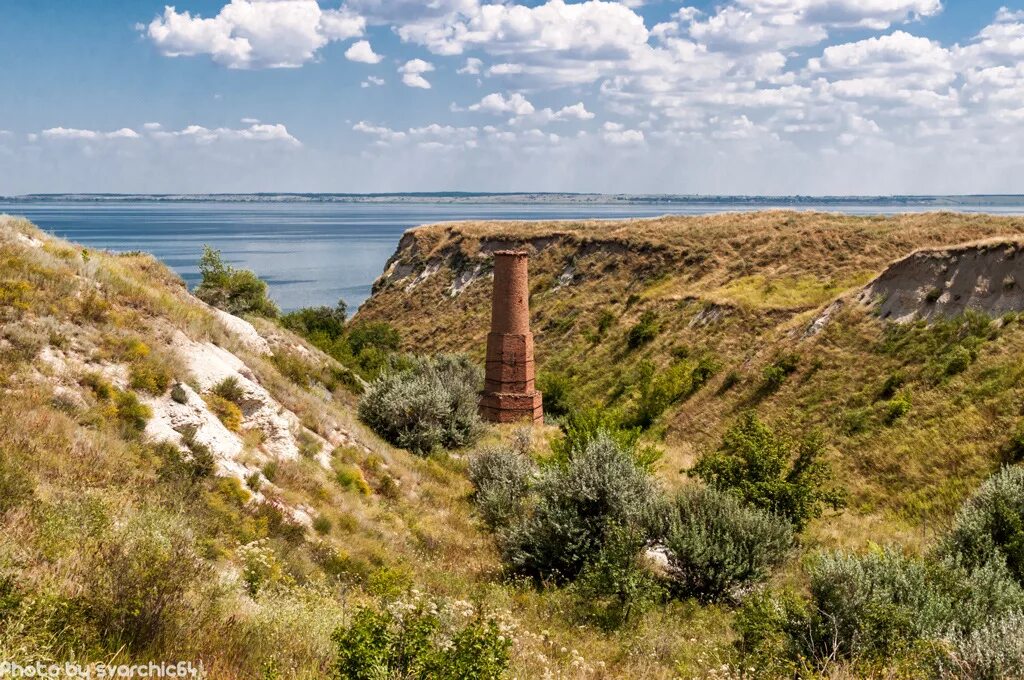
[626,310,660,349]
[332,598,512,680]
[281,299,347,342]
[881,312,992,384]
[549,407,661,470]
[114,390,152,435]
[943,466,1024,584]
[500,432,660,584]
[358,354,482,455]
[212,375,246,404]
[170,383,189,404]
[573,523,664,629]
[620,357,718,430]
[347,322,401,357]
[690,412,845,531]
[884,393,912,425]
[468,442,537,530]
[760,353,799,393]
[194,245,279,318]
[535,371,574,419]
[657,486,793,602]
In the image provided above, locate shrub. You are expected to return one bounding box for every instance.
[281,299,347,342]
[626,310,660,349]
[205,393,243,432]
[621,357,719,430]
[239,539,289,596]
[212,375,246,404]
[573,523,664,629]
[468,443,537,530]
[657,486,793,602]
[884,393,912,425]
[335,464,371,496]
[297,431,323,459]
[170,383,189,404]
[347,322,401,357]
[943,466,1024,584]
[549,407,661,470]
[760,353,799,393]
[81,509,206,651]
[114,390,152,435]
[500,432,660,583]
[358,354,482,455]
[690,412,845,531]
[802,549,1024,665]
[313,515,332,536]
[942,611,1024,679]
[128,358,172,395]
[596,308,616,335]
[332,597,512,680]
[536,371,574,418]
[1007,423,1024,463]
[194,245,279,318]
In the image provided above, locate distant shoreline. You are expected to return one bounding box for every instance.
[6,193,1024,206]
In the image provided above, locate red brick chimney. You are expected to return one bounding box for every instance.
[479,250,544,424]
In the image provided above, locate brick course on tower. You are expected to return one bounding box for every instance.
[479,250,544,424]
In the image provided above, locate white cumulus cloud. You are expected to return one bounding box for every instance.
[399,58,435,88]
[345,39,382,64]
[145,0,365,69]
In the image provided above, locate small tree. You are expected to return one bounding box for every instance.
[194,246,279,318]
[690,412,845,531]
[943,466,1024,584]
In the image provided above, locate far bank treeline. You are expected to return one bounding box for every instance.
[192,213,1024,679]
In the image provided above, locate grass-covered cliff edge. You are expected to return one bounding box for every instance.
[8,210,1024,678]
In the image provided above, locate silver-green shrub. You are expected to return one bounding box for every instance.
[468,441,537,530]
[660,486,793,602]
[942,611,1024,679]
[942,465,1024,584]
[500,432,660,583]
[358,354,483,455]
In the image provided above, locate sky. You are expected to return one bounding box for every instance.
[2,0,1024,195]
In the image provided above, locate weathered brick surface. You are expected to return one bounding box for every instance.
[479,251,544,424]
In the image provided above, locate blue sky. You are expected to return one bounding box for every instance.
[2,0,1023,194]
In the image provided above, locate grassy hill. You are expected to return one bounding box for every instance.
[355,211,1024,550]
[8,209,1024,678]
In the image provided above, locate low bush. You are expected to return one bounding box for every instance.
[690,412,845,531]
[657,487,793,602]
[358,354,482,455]
[626,310,660,349]
[212,375,246,404]
[205,393,243,432]
[759,353,800,393]
[942,466,1024,583]
[943,611,1024,679]
[573,523,664,629]
[194,245,279,318]
[535,371,575,419]
[620,356,718,430]
[500,432,660,583]
[332,597,512,680]
[281,300,347,343]
[803,549,1024,665]
[81,508,206,651]
[114,390,152,435]
[468,442,537,530]
[884,393,912,425]
[128,358,172,395]
[549,407,661,470]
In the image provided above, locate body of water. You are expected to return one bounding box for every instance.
[3,198,1023,313]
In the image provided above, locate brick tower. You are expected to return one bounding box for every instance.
[479,250,544,424]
